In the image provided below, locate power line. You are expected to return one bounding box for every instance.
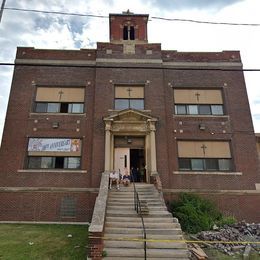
[1,62,260,71]
[4,7,108,19]
[3,7,260,26]
[151,16,260,26]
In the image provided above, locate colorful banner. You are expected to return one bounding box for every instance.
[28,138,80,152]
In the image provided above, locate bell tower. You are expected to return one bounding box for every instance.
[109,10,149,44]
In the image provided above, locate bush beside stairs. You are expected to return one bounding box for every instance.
[103,183,190,259]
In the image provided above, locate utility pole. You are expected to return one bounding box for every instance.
[0,0,7,23]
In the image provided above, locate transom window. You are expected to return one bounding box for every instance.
[34,87,85,114]
[115,86,144,110]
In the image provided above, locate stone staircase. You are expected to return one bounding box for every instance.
[103,183,190,259]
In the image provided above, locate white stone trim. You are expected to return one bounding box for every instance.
[29,112,86,116]
[96,58,163,64]
[15,58,242,68]
[173,171,242,175]
[163,62,242,68]
[0,221,89,225]
[173,115,230,119]
[0,186,98,192]
[15,59,96,66]
[17,169,87,174]
[162,189,260,194]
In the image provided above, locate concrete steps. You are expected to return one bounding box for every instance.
[104,240,187,249]
[106,210,172,218]
[104,248,189,258]
[104,232,184,238]
[107,205,167,211]
[105,221,181,229]
[103,183,189,259]
[105,216,176,223]
[104,228,183,236]
[104,258,184,260]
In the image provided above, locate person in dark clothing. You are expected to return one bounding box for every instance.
[131,167,137,182]
[136,167,141,182]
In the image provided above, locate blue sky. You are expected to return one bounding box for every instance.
[1,0,260,143]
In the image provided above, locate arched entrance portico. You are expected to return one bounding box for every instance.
[103,109,158,182]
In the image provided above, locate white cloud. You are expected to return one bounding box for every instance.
[147,0,244,11]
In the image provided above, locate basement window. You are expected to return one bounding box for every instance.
[61,197,76,218]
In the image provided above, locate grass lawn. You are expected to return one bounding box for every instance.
[0,224,88,260]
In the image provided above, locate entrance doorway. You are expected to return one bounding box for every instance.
[114,136,146,182]
[130,149,146,182]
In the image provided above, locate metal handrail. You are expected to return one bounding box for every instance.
[131,172,147,260]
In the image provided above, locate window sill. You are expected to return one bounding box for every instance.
[18,169,87,174]
[29,113,86,116]
[173,171,242,175]
[173,115,229,118]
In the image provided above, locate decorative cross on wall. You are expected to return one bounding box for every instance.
[126,87,132,97]
[58,90,64,101]
[195,92,201,102]
[126,87,132,108]
[201,144,207,156]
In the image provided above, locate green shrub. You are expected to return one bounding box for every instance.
[170,193,235,234]
[215,216,236,227]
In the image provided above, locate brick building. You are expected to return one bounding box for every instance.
[0,11,259,222]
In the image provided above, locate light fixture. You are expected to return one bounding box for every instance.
[199,124,206,130]
[125,136,132,144]
[52,122,59,129]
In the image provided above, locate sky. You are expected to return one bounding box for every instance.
[1,0,260,143]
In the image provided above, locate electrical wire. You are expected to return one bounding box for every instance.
[3,7,260,26]
[151,16,260,26]
[1,7,260,71]
[4,7,108,18]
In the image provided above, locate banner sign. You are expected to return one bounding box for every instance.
[28,138,80,152]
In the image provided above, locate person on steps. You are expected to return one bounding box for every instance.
[109,170,120,190]
[122,167,131,186]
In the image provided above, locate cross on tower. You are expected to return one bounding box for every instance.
[201,144,207,156]
[195,92,201,102]
[58,90,64,100]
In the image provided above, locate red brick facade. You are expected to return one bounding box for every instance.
[0,12,259,222]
